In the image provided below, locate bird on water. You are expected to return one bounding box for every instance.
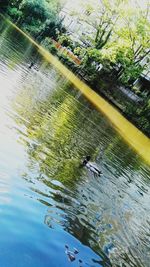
[82,156,102,176]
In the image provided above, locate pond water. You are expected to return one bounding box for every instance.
[0,17,150,267]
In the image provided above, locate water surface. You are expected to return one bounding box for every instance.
[0,17,150,267]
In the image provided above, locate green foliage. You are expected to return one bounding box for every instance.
[3,0,150,100]
[22,22,42,37]
[66,0,150,88]
[7,7,23,21]
[41,37,57,54]
[21,0,44,20]
[73,47,86,60]
[119,64,143,86]
[73,47,81,56]
[135,114,150,137]
[87,48,101,62]
[4,0,64,40]
[58,34,74,49]
[140,98,150,117]
[38,19,66,41]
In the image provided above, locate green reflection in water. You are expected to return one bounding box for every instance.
[12,77,108,185]
[1,17,150,266]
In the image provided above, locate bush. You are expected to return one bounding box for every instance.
[41,38,57,54]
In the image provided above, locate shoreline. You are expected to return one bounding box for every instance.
[1,14,150,164]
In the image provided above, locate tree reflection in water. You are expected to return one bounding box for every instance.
[11,56,150,267]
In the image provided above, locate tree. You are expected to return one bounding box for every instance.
[58,34,74,49]
[19,0,51,22]
[112,3,150,85]
[66,0,123,49]
[6,0,65,40]
[76,0,150,87]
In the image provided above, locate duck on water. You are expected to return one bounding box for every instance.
[28,62,34,69]
[82,156,102,176]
